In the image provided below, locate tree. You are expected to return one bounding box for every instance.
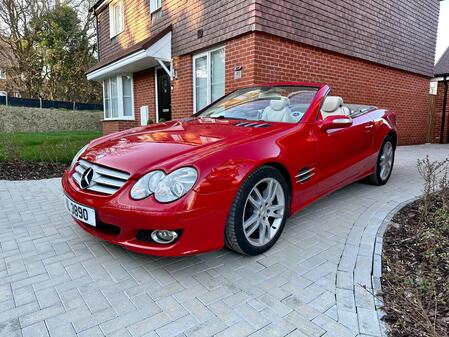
[0,0,48,98]
[39,4,101,102]
[0,0,101,103]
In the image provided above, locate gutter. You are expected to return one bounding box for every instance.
[89,0,106,12]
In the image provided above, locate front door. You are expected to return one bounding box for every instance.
[157,68,171,121]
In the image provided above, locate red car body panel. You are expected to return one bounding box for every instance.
[62,82,397,256]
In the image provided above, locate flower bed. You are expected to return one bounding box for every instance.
[382,157,449,337]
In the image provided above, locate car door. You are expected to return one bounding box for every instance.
[315,113,374,195]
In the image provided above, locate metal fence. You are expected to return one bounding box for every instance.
[0,95,103,111]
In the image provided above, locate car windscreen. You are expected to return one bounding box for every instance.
[196,86,319,123]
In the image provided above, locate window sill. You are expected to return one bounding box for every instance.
[110,30,124,40]
[103,117,135,122]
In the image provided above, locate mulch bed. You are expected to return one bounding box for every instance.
[381,195,449,337]
[0,161,68,180]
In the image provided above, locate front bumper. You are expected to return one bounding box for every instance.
[62,170,237,256]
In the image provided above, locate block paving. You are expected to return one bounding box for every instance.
[0,144,447,337]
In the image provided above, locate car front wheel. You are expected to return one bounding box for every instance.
[225,166,290,255]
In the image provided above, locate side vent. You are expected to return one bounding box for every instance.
[235,122,271,128]
[296,167,315,183]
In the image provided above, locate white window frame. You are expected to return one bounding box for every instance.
[109,0,124,38]
[0,68,6,80]
[150,0,161,14]
[192,46,225,113]
[102,74,135,121]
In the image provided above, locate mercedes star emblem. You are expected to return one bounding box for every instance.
[80,167,94,189]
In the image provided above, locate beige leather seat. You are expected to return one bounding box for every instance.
[261,98,291,122]
[321,96,350,119]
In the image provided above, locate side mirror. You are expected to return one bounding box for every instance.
[320,115,353,131]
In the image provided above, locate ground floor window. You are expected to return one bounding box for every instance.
[193,47,225,112]
[103,74,134,120]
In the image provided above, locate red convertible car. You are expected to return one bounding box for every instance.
[62,83,396,256]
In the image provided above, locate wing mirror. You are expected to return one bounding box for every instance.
[320,115,353,131]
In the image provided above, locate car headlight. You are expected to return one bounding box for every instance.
[130,167,198,203]
[70,144,88,170]
[130,170,165,200]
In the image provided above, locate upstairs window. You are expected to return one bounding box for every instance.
[103,75,134,120]
[109,0,124,38]
[150,0,161,13]
[193,47,225,112]
[0,68,6,80]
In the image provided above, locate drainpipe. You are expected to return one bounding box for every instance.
[95,14,100,60]
[441,75,449,143]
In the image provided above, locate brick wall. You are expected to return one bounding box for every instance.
[134,68,156,123]
[104,31,432,145]
[225,34,257,92]
[226,32,430,145]
[171,54,193,119]
[103,120,136,134]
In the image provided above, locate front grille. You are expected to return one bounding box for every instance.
[90,221,121,237]
[72,159,130,195]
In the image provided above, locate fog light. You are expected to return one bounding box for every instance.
[151,230,178,244]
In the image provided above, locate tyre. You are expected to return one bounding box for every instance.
[367,136,395,186]
[225,166,290,255]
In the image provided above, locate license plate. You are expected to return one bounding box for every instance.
[64,195,96,227]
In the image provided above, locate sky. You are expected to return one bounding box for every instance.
[436,0,449,63]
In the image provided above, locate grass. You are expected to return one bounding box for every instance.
[0,130,102,163]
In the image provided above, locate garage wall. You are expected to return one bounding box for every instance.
[225,32,431,145]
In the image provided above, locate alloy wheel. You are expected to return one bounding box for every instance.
[242,178,285,246]
[380,141,394,181]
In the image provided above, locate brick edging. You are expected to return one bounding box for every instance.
[371,196,420,337]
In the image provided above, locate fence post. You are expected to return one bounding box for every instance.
[5,95,8,106]
[73,101,75,111]
[39,98,42,109]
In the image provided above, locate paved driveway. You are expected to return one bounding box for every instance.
[0,144,448,337]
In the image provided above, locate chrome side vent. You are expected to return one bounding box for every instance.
[296,167,315,183]
[72,159,130,195]
[235,122,271,128]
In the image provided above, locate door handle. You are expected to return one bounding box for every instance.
[365,124,374,129]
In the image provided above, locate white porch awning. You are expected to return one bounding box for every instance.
[87,31,172,81]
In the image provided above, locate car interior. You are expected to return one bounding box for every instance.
[320,96,351,119]
[261,97,296,123]
[320,96,377,120]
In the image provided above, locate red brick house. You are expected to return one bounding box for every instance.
[431,47,449,143]
[87,0,440,144]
